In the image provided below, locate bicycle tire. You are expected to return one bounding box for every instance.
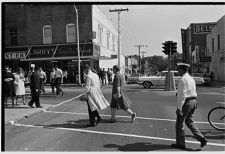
[208,106,225,131]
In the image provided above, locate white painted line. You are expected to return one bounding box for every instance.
[52,94,84,108]
[44,111,225,125]
[12,123,225,147]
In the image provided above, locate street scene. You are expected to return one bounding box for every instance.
[2,2,225,152]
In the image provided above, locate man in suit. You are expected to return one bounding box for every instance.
[28,66,42,108]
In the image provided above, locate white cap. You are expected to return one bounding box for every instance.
[31,64,35,68]
[177,62,190,68]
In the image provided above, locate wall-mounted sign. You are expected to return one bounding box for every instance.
[5,52,26,59]
[193,23,216,34]
[29,45,57,58]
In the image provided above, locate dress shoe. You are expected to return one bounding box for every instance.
[36,106,43,108]
[86,123,96,127]
[28,103,34,108]
[131,112,136,123]
[171,144,186,150]
[200,139,208,148]
[96,118,102,124]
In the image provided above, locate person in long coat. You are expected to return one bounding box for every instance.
[110,65,136,123]
[14,67,26,105]
[28,66,42,108]
[81,64,109,127]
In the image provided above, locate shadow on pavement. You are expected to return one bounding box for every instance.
[104,142,201,151]
[186,129,225,140]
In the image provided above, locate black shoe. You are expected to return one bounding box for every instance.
[110,119,117,123]
[96,118,102,124]
[28,103,34,108]
[86,123,96,127]
[171,144,186,150]
[200,139,208,148]
[61,91,64,95]
[36,106,43,108]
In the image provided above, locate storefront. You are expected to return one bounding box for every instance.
[4,42,101,83]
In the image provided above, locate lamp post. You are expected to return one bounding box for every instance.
[73,5,81,85]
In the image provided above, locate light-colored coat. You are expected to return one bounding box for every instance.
[84,70,109,111]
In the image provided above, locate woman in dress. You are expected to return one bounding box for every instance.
[14,67,26,105]
[81,64,110,127]
[110,65,136,123]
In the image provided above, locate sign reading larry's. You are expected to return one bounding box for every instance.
[29,45,57,58]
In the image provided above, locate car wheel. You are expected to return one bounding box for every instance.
[143,81,152,89]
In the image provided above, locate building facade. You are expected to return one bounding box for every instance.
[207,15,225,82]
[3,4,120,83]
[181,22,216,73]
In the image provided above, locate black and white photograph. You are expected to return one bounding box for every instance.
[1,0,225,152]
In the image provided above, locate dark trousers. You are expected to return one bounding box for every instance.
[29,89,40,107]
[175,99,205,146]
[55,77,63,95]
[86,100,101,124]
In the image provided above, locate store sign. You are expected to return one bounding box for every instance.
[193,23,216,34]
[200,56,211,62]
[29,45,57,58]
[5,52,26,59]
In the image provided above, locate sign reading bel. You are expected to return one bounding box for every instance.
[194,23,216,34]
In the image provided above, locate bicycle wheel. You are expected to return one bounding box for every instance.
[208,106,225,131]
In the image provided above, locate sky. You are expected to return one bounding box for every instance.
[98,4,225,57]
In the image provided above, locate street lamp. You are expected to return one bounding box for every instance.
[73,5,81,85]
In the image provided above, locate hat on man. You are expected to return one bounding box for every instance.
[31,64,35,68]
[177,62,190,68]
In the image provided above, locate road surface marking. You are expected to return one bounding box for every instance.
[44,111,225,125]
[12,122,225,147]
[198,92,225,96]
[51,94,84,108]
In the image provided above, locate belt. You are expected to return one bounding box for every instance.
[185,97,197,102]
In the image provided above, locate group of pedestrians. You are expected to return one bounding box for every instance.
[97,68,114,85]
[80,63,208,149]
[80,64,136,127]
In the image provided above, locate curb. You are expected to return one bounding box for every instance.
[5,105,53,127]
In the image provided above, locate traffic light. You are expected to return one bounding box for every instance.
[162,41,170,55]
[171,42,177,54]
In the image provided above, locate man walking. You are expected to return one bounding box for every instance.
[171,62,207,150]
[28,66,42,108]
[54,65,64,97]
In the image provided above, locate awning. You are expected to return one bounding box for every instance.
[5,42,101,61]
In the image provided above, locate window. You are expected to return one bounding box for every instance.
[218,35,220,50]
[98,24,103,45]
[66,23,76,43]
[212,38,214,52]
[43,25,52,44]
[106,31,110,49]
[112,35,115,51]
[9,29,18,46]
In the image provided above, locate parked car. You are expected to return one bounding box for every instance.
[137,70,205,88]
[127,73,141,84]
[192,73,210,85]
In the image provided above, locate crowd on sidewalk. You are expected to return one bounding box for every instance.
[3,64,65,108]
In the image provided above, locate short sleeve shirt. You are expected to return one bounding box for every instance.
[112,73,123,95]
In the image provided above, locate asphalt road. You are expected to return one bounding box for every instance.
[4,84,225,151]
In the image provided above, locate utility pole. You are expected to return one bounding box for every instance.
[109,8,128,69]
[73,5,81,85]
[134,45,148,73]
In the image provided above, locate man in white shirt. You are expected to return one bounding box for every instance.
[54,65,64,97]
[171,63,207,150]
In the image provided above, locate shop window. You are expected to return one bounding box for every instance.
[98,24,103,45]
[43,25,52,44]
[66,23,76,43]
[9,29,18,46]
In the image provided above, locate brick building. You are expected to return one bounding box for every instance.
[3,4,119,83]
[181,22,216,73]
